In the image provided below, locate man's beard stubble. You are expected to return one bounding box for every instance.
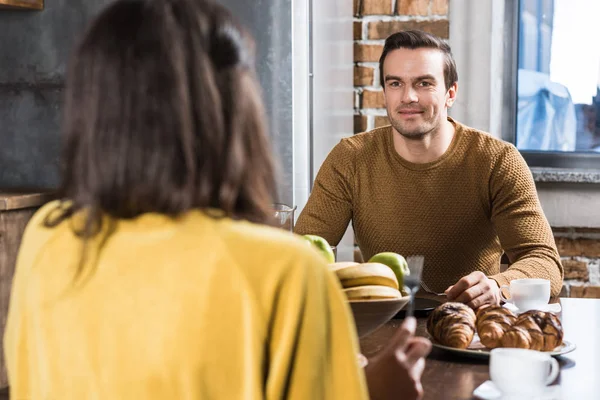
[389,115,439,141]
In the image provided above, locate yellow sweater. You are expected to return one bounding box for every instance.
[295,119,563,296]
[5,201,368,400]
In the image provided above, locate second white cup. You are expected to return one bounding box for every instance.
[490,348,559,397]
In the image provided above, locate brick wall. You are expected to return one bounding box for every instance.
[353,0,449,134]
[353,0,600,299]
[554,228,600,298]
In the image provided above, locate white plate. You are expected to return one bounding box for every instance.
[503,302,562,314]
[432,333,576,359]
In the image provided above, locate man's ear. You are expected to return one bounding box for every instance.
[446,82,458,108]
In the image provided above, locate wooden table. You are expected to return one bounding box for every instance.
[0,298,596,398]
[360,298,600,400]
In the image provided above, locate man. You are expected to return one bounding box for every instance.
[295,30,563,309]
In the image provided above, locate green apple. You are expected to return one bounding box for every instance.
[303,234,336,263]
[368,252,409,288]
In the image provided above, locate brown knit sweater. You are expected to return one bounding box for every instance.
[295,118,563,297]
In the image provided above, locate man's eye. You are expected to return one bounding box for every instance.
[388,81,400,87]
[419,81,432,87]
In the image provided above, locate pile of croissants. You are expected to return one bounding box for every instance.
[426,302,564,351]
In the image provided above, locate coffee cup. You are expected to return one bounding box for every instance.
[500,278,550,312]
[490,348,559,397]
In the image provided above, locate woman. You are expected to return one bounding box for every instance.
[4,0,430,399]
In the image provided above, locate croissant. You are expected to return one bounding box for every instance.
[427,302,476,349]
[475,306,517,349]
[515,311,564,351]
[512,314,545,351]
[500,325,531,349]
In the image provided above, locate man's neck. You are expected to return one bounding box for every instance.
[392,118,455,164]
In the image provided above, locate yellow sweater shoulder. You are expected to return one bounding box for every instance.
[7,203,368,399]
[26,201,325,278]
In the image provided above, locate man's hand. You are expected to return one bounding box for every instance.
[445,271,501,309]
[364,317,432,400]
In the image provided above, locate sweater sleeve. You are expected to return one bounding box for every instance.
[294,140,354,246]
[265,250,368,400]
[487,145,563,296]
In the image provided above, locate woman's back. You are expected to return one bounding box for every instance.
[3,0,430,398]
[5,201,368,399]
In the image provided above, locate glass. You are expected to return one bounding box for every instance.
[404,255,424,318]
[272,203,296,232]
[330,245,337,262]
[516,0,600,153]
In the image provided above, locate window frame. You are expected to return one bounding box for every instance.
[502,0,600,169]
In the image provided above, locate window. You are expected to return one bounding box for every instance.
[503,0,600,168]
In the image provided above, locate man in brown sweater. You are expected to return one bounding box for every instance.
[295,30,563,309]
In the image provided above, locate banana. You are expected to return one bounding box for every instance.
[335,262,399,290]
[343,285,402,300]
[328,261,360,272]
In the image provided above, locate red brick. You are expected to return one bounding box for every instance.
[354,65,375,86]
[354,21,363,40]
[354,0,361,16]
[354,115,368,133]
[553,227,600,237]
[367,19,449,40]
[396,0,429,16]
[570,285,600,299]
[362,0,394,15]
[562,259,589,281]
[374,115,390,127]
[431,0,448,15]
[555,237,600,258]
[580,239,600,256]
[556,237,578,256]
[354,43,384,62]
[567,228,600,234]
[361,89,386,108]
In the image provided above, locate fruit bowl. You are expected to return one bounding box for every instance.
[349,296,410,338]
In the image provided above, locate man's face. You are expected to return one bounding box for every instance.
[382,48,456,139]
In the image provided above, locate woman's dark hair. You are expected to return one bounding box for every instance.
[47,0,277,236]
[379,30,458,91]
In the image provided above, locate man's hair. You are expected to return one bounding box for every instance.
[379,30,458,91]
[48,0,277,234]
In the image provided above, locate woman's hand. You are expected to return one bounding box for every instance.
[364,317,432,400]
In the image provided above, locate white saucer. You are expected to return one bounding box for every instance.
[473,380,562,399]
[502,302,561,314]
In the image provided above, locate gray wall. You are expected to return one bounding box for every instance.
[215,0,295,205]
[0,0,114,189]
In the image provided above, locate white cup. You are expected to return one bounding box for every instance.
[500,278,551,312]
[490,348,559,398]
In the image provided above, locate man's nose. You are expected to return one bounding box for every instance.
[401,86,418,103]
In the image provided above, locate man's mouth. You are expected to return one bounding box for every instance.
[398,109,423,115]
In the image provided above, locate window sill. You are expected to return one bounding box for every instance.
[531,167,600,184]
